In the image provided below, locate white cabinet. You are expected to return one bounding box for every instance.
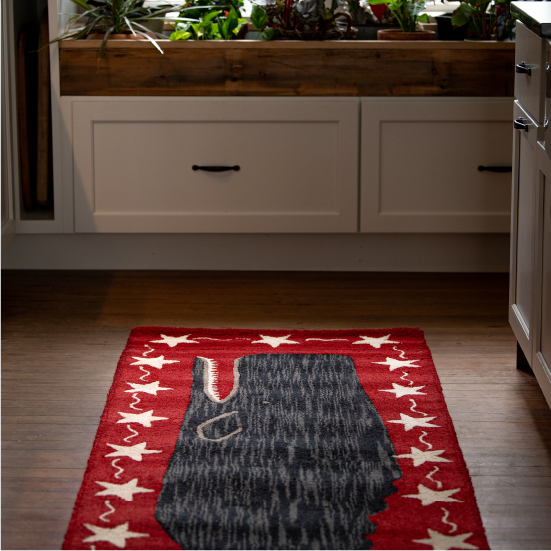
[360,99,513,233]
[509,17,551,409]
[71,99,359,233]
[509,101,541,362]
[0,0,14,251]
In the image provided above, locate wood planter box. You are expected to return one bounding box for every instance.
[59,40,515,97]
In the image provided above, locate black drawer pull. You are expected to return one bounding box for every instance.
[514,118,529,131]
[516,61,532,75]
[477,165,512,173]
[192,165,240,172]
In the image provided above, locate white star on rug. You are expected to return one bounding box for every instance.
[373,357,421,371]
[95,478,154,501]
[82,522,149,549]
[388,413,440,431]
[117,410,169,427]
[125,381,173,395]
[395,447,452,467]
[130,355,179,369]
[413,529,478,550]
[403,484,462,506]
[150,334,199,347]
[379,383,426,398]
[252,335,300,348]
[105,442,162,461]
[352,335,400,348]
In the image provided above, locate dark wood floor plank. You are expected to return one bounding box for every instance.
[2,270,550,550]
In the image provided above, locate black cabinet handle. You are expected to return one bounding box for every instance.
[477,165,512,173]
[192,165,240,172]
[516,61,532,75]
[514,118,529,131]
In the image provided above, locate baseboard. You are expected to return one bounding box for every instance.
[1,219,15,251]
[1,233,511,272]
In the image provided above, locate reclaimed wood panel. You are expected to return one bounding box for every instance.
[59,41,515,97]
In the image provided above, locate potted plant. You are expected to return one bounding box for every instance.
[169,0,249,41]
[368,0,434,39]
[248,0,354,40]
[449,0,514,40]
[346,0,400,40]
[49,0,202,58]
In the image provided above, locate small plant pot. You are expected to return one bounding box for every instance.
[435,14,468,40]
[377,28,436,40]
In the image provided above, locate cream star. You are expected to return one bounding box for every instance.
[413,529,478,550]
[388,413,440,432]
[130,355,179,369]
[82,522,149,549]
[402,484,462,506]
[117,410,169,427]
[95,478,154,501]
[150,334,199,347]
[125,381,173,395]
[395,447,452,467]
[105,442,162,462]
[373,357,421,371]
[251,334,300,348]
[352,335,400,348]
[379,383,426,398]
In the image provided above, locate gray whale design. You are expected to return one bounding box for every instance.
[155,354,402,550]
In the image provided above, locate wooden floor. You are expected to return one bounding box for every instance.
[2,270,551,550]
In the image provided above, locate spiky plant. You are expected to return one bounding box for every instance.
[52,0,208,58]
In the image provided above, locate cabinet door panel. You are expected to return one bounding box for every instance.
[534,144,551,408]
[509,102,540,363]
[515,126,537,327]
[73,100,359,233]
[361,99,513,233]
[540,177,551,369]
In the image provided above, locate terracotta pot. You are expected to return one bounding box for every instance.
[377,28,436,40]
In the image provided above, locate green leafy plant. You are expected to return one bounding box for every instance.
[368,0,428,32]
[249,0,353,40]
[51,0,190,58]
[450,0,514,40]
[250,4,275,40]
[170,0,248,40]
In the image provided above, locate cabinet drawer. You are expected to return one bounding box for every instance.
[515,21,546,124]
[361,100,513,233]
[72,100,359,233]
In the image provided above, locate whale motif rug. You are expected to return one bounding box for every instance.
[63,327,488,550]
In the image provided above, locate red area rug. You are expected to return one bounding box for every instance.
[64,327,488,550]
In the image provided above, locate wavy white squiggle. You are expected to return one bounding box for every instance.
[124,424,139,443]
[130,393,142,411]
[99,500,115,523]
[400,371,414,386]
[410,399,429,416]
[139,366,150,382]
[111,459,124,479]
[441,507,458,533]
[426,466,443,489]
[305,338,349,342]
[393,346,406,359]
[143,345,155,357]
[196,337,233,341]
[419,431,433,450]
